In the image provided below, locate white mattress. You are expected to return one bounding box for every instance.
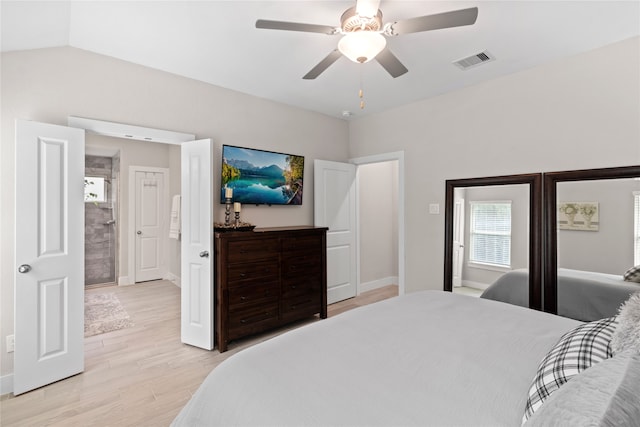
[173,291,580,426]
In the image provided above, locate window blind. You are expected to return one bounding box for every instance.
[470,201,512,267]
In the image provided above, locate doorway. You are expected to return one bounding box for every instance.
[357,160,399,293]
[352,151,405,296]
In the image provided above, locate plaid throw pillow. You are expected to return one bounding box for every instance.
[623,265,640,283]
[522,316,617,423]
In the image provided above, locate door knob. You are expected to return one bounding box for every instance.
[199,251,209,258]
[18,264,32,273]
[137,230,142,235]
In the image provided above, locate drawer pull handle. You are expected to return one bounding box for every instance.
[291,285,297,289]
[240,296,247,301]
[240,273,246,278]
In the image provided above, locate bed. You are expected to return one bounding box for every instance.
[480,268,639,321]
[173,291,585,426]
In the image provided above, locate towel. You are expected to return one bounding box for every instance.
[169,194,181,239]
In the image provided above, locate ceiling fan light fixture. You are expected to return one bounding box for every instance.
[338,31,386,63]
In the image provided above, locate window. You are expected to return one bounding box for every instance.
[84,176,106,202]
[469,201,512,268]
[634,192,640,265]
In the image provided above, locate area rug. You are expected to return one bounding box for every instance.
[84,292,134,337]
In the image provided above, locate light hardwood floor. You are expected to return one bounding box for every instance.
[0,281,398,426]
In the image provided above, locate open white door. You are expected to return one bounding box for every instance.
[14,120,85,395]
[180,139,214,350]
[314,160,357,304]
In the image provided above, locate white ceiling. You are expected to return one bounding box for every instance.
[2,1,639,119]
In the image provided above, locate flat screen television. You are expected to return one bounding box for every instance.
[220,145,304,205]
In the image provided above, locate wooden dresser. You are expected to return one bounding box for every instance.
[214,226,328,352]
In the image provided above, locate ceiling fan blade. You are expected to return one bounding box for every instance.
[356,0,381,18]
[256,19,337,35]
[390,7,478,35]
[303,49,343,80]
[375,48,408,78]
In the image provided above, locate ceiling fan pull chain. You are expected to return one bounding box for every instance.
[359,65,365,109]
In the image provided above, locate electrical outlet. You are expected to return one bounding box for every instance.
[6,335,14,353]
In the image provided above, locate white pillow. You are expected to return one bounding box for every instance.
[611,291,640,354]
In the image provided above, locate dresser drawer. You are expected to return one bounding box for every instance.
[228,281,279,308]
[228,302,280,340]
[282,253,322,276]
[281,235,322,252]
[281,294,321,321]
[227,260,279,284]
[281,276,322,299]
[227,239,279,262]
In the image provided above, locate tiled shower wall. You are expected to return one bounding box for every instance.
[85,155,119,285]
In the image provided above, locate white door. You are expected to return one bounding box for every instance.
[14,120,85,395]
[314,160,357,304]
[134,170,165,282]
[452,194,465,287]
[180,139,214,350]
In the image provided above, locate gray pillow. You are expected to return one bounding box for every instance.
[611,291,640,354]
[524,351,640,427]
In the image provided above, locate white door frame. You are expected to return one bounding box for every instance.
[350,151,406,296]
[127,166,170,285]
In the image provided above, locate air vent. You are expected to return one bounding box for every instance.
[453,50,495,70]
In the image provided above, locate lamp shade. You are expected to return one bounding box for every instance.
[338,31,386,63]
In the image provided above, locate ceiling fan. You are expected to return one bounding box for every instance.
[256,0,478,80]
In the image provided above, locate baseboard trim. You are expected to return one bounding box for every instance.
[0,374,14,396]
[461,280,490,291]
[359,276,398,294]
[165,273,181,288]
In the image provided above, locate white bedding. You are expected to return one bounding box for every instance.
[173,291,579,426]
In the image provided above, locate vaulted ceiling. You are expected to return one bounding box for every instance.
[2,1,639,119]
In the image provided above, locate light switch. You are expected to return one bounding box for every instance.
[429,203,440,214]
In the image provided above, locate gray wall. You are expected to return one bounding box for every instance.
[349,36,640,293]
